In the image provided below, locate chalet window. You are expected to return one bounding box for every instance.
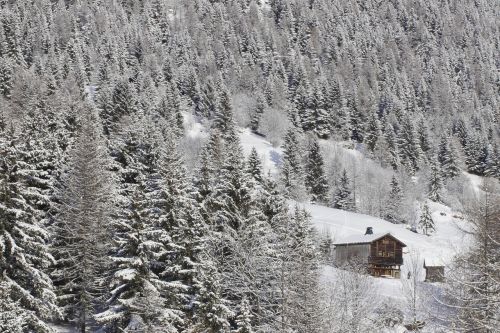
[382,239,389,244]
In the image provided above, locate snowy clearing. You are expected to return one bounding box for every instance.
[303,201,469,266]
[239,128,282,175]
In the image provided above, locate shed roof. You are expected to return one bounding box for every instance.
[424,258,445,267]
[333,232,406,246]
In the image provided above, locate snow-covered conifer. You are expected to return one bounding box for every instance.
[331,169,355,212]
[418,202,435,235]
[0,127,60,332]
[51,109,114,330]
[428,155,443,202]
[247,147,263,184]
[384,175,404,224]
[280,127,306,200]
[305,139,329,203]
[438,136,460,180]
[234,298,253,333]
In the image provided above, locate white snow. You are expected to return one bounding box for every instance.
[462,171,484,194]
[304,202,469,266]
[333,232,395,245]
[183,112,207,139]
[114,268,137,281]
[238,128,282,175]
[238,126,472,266]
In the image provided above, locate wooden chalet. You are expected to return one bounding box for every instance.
[423,259,445,282]
[333,227,406,278]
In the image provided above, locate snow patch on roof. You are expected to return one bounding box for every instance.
[333,232,391,245]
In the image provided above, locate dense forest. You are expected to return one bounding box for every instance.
[0,0,498,332]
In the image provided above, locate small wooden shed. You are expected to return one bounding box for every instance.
[423,259,445,282]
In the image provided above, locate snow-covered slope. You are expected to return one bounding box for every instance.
[237,126,470,266]
[304,202,468,266]
[239,128,282,175]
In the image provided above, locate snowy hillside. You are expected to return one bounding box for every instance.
[239,128,283,175]
[305,202,469,265]
[238,126,472,264]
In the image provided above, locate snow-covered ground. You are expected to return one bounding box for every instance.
[237,128,469,331]
[305,201,468,266]
[237,126,470,266]
[239,128,282,175]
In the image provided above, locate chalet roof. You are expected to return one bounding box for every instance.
[424,258,445,267]
[333,232,406,246]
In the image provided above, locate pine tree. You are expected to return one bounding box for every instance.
[428,155,444,203]
[419,202,435,235]
[384,176,404,224]
[484,144,500,180]
[95,177,182,332]
[280,127,306,200]
[445,179,500,331]
[51,110,114,332]
[250,93,265,133]
[234,298,254,333]
[0,283,29,333]
[212,81,237,142]
[438,136,460,180]
[0,127,60,332]
[0,57,12,98]
[332,169,355,211]
[464,134,487,176]
[364,111,382,152]
[287,208,321,332]
[384,124,400,170]
[247,147,263,184]
[305,139,329,203]
[417,118,432,160]
[397,114,423,175]
[192,262,232,333]
[156,133,206,329]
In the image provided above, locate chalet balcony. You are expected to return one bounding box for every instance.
[368,256,403,266]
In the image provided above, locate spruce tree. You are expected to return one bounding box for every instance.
[192,262,232,332]
[305,139,329,203]
[484,144,500,180]
[384,175,404,224]
[428,155,444,203]
[0,127,60,332]
[51,110,114,332]
[332,169,355,211]
[280,127,306,200]
[287,208,321,332]
[385,124,400,170]
[247,147,263,184]
[212,81,238,142]
[0,283,28,333]
[397,114,423,175]
[0,57,12,98]
[95,176,182,332]
[364,111,382,153]
[250,93,265,133]
[419,202,435,235]
[234,298,254,333]
[438,136,460,180]
[417,118,432,160]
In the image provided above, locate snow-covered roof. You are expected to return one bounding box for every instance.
[424,258,445,267]
[334,232,406,246]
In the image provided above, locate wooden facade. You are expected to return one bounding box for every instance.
[424,260,445,282]
[368,235,405,278]
[334,233,406,278]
